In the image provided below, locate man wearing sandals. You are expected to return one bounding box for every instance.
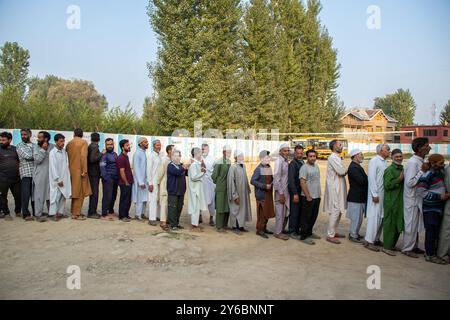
[437,162,450,264]
[156,144,174,230]
[382,149,404,256]
[227,150,252,235]
[417,154,450,264]
[188,147,207,231]
[364,144,390,252]
[402,137,430,258]
[66,128,92,220]
[132,137,149,221]
[324,140,348,244]
[49,134,71,221]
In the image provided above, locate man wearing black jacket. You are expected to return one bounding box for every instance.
[87,132,103,219]
[346,149,368,243]
[287,144,305,239]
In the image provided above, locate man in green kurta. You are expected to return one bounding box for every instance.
[382,149,404,256]
[211,145,232,233]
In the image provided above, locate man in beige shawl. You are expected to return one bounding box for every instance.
[227,149,252,235]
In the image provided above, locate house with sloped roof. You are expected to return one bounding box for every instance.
[340,108,398,143]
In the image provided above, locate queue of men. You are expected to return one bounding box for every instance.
[0,129,449,264]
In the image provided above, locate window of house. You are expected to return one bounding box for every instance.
[444,130,448,137]
[423,129,437,136]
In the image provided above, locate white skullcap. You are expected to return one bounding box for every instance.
[349,149,362,158]
[234,149,243,157]
[138,137,147,144]
[279,143,290,151]
[223,145,232,151]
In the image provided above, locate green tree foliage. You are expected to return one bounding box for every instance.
[102,105,142,134]
[374,88,416,129]
[439,100,450,125]
[0,42,30,128]
[148,0,343,135]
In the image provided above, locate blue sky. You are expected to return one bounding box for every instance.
[0,0,449,124]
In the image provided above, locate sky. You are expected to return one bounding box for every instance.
[0,0,449,124]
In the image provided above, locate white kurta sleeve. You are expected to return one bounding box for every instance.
[368,159,379,198]
[405,161,424,188]
[328,154,347,176]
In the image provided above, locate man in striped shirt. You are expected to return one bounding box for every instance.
[417,154,450,264]
[16,128,35,221]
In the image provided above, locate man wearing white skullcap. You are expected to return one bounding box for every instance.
[227,149,252,234]
[273,143,291,240]
[132,137,149,221]
[346,149,367,243]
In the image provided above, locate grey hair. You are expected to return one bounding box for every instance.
[376,144,390,154]
[152,139,161,146]
[172,149,181,157]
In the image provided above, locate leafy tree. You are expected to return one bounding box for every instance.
[242,0,278,129]
[374,88,416,129]
[439,100,450,125]
[102,105,141,134]
[0,42,30,128]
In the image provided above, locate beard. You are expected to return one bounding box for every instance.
[38,140,44,147]
[0,143,8,149]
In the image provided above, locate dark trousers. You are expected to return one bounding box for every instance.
[300,196,321,239]
[119,184,132,219]
[20,177,34,217]
[0,180,21,215]
[288,195,302,234]
[102,179,118,216]
[168,194,184,227]
[88,175,100,215]
[423,212,442,256]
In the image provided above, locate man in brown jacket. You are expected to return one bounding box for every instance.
[66,128,92,220]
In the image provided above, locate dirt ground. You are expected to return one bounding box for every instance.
[1,159,449,300]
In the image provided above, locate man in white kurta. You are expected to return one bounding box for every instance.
[201,143,216,225]
[324,140,348,244]
[147,139,162,225]
[33,131,53,222]
[132,137,148,220]
[227,150,252,235]
[402,137,430,257]
[49,134,71,220]
[364,144,390,251]
[188,147,207,229]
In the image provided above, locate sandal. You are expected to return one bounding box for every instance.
[160,224,170,231]
[72,215,86,220]
[402,251,419,258]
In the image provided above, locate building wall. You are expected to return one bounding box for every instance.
[400,125,450,144]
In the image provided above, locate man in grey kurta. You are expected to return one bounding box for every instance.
[273,143,290,240]
[33,131,53,222]
[227,150,252,235]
